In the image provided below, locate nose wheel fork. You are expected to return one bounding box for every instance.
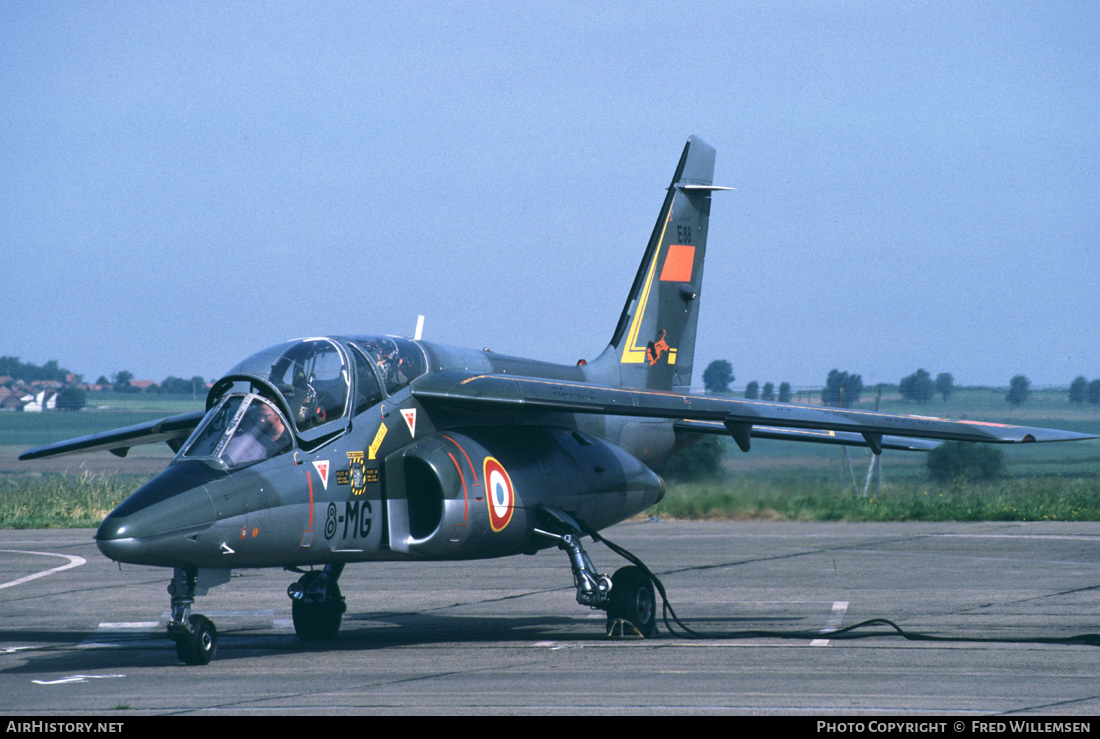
[167,568,218,665]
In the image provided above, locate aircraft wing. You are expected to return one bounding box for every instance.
[18,410,206,461]
[413,370,1097,453]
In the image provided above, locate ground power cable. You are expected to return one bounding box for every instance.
[582,524,1100,648]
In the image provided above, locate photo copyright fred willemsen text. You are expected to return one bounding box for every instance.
[817,722,1091,734]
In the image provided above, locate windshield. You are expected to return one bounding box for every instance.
[180,393,292,469]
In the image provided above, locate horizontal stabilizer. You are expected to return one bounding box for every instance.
[19,410,205,460]
[677,184,735,192]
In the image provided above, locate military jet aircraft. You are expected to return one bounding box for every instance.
[21,136,1095,664]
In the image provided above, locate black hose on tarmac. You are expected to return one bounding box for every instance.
[581,524,1100,647]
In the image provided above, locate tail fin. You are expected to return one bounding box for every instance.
[590,136,729,392]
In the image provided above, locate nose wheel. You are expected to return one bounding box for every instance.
[174,614,218,665]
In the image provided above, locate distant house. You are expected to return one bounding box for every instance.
[0,387,19,411]
[1,391,36,412]
[23,389,57,412]
[130,380,157,392]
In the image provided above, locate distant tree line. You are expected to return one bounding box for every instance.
[702,360,733,393]
[152,376,207,395]
[891,369,1038,408]
[111,370,140,393]
[822,370,862,407]
[109,371,206,395]
[1069,376,1100,405]
[0,356,78,385]
[702,360,1096,410]
[1005,374,1030,406]
[898,369,955,402]
[702,360,790,402]
[747,381,790,402]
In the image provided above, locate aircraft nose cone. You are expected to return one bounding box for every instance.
[94,461,223,565]
[95,517,141,562]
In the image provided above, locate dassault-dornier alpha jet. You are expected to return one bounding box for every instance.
[21,136,1096,664]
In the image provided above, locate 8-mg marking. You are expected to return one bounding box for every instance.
[324,500,372,540]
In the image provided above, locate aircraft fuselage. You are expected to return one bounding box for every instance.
[95,336,671,570]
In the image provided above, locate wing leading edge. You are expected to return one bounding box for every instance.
[18,410,205,461]
[413,370,1097,453]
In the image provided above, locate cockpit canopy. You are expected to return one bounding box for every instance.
[348,337,427,396]
[178,336,427,468]
[223,338,351,433]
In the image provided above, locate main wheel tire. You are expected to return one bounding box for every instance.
[176,614,218,665]
[606,566,657,638]
[292,581,345,641]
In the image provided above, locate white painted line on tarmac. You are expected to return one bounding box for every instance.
[938,533,1100,542]
[79,621,163,649]
[0,550,86,590]
[810,600,848,647]
[32,674,125,686]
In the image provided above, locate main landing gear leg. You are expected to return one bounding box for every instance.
[535,509,657,639]
[167,567,218,665]
[288,563,346,641]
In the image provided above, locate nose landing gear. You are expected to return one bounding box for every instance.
[167,568,219,665]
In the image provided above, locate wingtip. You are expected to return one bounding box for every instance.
[1021,429,1099,444]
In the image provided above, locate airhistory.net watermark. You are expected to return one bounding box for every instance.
[6,723,122,734]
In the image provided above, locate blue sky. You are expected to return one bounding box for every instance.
[3,2,1098,390]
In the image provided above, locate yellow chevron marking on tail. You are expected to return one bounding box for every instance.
[621,194,677,364]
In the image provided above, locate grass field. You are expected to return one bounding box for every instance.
[652,475,1100,522]
[0,472,147,529]
[0,392,201,527]
[2,387,1099,527]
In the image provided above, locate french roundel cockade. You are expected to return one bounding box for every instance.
[483,456,514,532]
